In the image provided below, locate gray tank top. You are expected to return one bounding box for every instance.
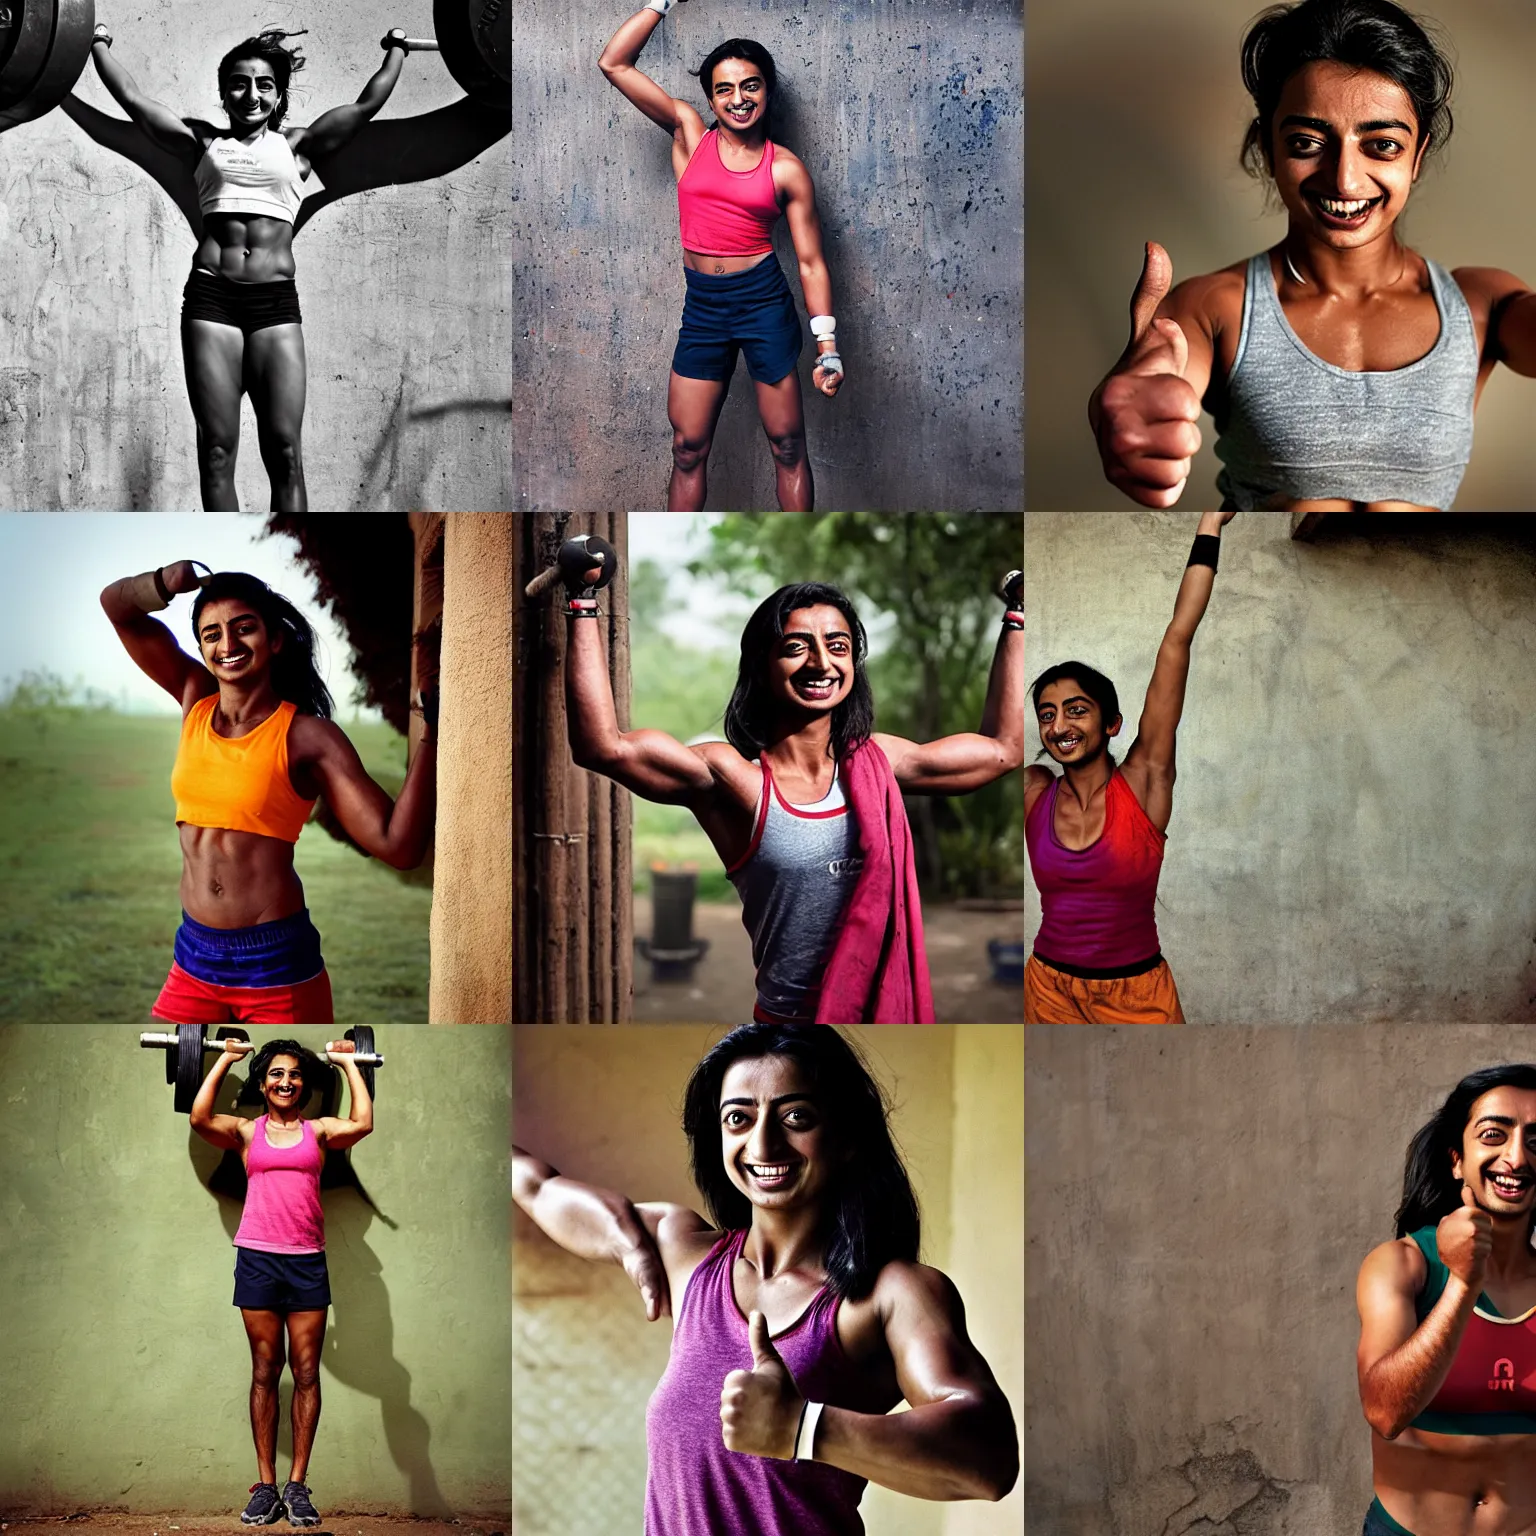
[727,759,863,1022]
[1214,252,1478,509]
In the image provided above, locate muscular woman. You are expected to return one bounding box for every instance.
[191,1036,373,1525]
[598,2,844,510]
[562,542,1023,1023]
[513,1023,1018,1532]
[1355,1064,1536,1535]
[85,26,409,510]
[1091,0,1536,511]
[1025,513,1232,1024]
[100,561,436,1024]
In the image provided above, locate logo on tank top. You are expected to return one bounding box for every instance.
[827,856,863,877]
[1491,1358,1517,1392]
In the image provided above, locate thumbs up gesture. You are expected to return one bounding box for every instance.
[1437,1182,1493,1291]
[1090,242,1203,508]
[720,1311,804,1459]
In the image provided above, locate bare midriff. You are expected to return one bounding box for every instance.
[178,824,306,927]
[1278,498,1438,513]
[194,213,296,283]
[681,248,773,275]
[1372,1428,1536,1535]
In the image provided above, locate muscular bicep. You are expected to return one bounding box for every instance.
[316,1114,371,1151]
[191,1113,247,1151]
[781,160,825,262]
[304,725,394,848]
[880,1263,1011,1410]
[1357,1241,1425,1383]
[875,732,1017,797]
[1158,276,1223,406]
[102,607,213,710]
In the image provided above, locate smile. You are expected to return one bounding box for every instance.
[1489,1174,1531,1197]
[215,652,251,669]
[1307,192,1382,225]
[744,1161,798,1185]
[794,676,837,699]
[1050,734,1083,751]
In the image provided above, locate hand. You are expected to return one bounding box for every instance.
[161,560,208,596]
[556,534,618,598]
[1437,1184,1493,1290]
[323,1040,357,1065]
[219,1038,253,1059]
[417,685,440,735]
[1000,570,1022,607]
[619,1233,672,1323]
[381,29,408,51]
[93,23,113,46]
[1093,242,1202,509]
[813,352,844,398]
[720,1312,803,1459]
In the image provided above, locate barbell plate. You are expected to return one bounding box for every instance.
[432,0,506,108]
[471,0,508,88]
[0,0,56,109]
[173,1023,204,1114]
[344,1026,377,1099]
[0,0,95,134]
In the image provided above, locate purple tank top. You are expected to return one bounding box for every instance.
[1025,770,1165,968]
[644,1229,899,1536]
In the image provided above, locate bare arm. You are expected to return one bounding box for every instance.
[315,1045,373,1151]
[299,718,436,870]
[88,32,200,160]
[1458,267,1536,380]
[780,158,842,398]
[99,560,215,711]
[598,8,697,134]
[188,1045,252,1149]
[291,46,405,163]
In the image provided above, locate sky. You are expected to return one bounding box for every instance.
[0,515,368,716]
[627,512,745,652]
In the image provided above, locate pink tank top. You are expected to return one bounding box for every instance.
[644,1229,900,1535]
[233,1116,325,1254]
[1026,770,1165,969]
[677,131,781,257]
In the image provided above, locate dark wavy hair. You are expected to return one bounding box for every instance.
[680,1024,920,1300]
[236,1037,323,1111]
[1031,661,1121,761]
[723,583,874,766]
[1394,1064,1536,1238]
[692,38,778,102]
[1240,0,1454,179]
[192,572,334,718]
[218,29,308,130]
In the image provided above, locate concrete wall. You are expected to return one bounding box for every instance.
[1025,1023,1536,1536]
[1026,0,1536,510]
[1024,511,1536,1023]
[511,0,1022,511]
[430,514,513,1024]
[0,1023,511,1517]
[2,1,510,511]
[511,1024,1024,1536]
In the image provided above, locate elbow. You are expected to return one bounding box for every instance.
[1362,1397,1406,1441]
[598,54,622,81]
[571,738,622,775]
[975,1455,1019,1502]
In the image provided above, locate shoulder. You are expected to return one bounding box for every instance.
[772,145,812,193]
[869,1258,965,1323]
[674,100,708,146]
[1025,764,1052,793]
[1166,261,1247,333]
[186,120,220,150]
[692,739,761,799]
[636,1202,721,1265]
[1450,265,1534,326]
[1359,1234,1428,1292]
[286,712,347,754]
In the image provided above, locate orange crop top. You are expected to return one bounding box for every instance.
[171,696,315,844]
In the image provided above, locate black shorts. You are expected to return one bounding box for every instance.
[183,268,302,335]
[233,1248,330,1312]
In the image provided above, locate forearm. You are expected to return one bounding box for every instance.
[91,43,144,113]
[565,616,624,767]
[976,625,1023,762]
[1165,516,1224,642]
[356,52,403,115]
[100,570,169,624]
[189,1054,235,1126]
[513,1150,651,1265]
[798,258,834,326]
[814,1395,1017,1502]
[337,1061,373,1130]
[599,10,662,74]
[377,737,437,868]
[1363,1284,1480,1438]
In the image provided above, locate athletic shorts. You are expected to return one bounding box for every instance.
[1024,953,1184,1025]
[1362,1496,1415,1536]
[182,267,302,335]
[672,256,802,385]
[151,908,333,1024]
[233,1248,331,1312]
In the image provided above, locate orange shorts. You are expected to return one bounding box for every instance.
[1024,954,1184,1025]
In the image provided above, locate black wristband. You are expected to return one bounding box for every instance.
[1187,534,1221,572]
[153,567,172,604]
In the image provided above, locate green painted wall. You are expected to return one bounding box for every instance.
[0,1025,510,1518]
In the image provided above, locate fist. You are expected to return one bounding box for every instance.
[1437,1184,1493,1288]
[1093,242,1202,509]
[1000,570,1022,607]
[720,1311,802,1459]
[322,1040,356,1064]
[161,560,208,596]
[813,357,844,398]
[219,1037,253,1058]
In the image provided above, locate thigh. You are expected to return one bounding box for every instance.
[181,319,245,433]
[245,324,308,437]
[752,369,806,439]
[285,1308,328,1371]
[667,372,730,440]
[240,1306,287,1358]
[150,962,235,1024]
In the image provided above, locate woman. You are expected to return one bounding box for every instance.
[1091,0,1536,511]
[99,560,437,1025]
[1025,512,1232,1024]
[192,1035,373,1526]
[598,3,844,511]
[85,25,411,510]
[562,549,1023,1023]
[512,1024,1018,1532]
[1355,1064,1536,1536]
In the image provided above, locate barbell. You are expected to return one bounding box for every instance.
[0,1,508,136]
[139,1023,383,1115]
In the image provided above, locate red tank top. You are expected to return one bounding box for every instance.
[677,131,781,257]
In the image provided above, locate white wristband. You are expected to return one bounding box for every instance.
[645,0,675,14]
[809,314,836,340]
[795,1400,825,1462]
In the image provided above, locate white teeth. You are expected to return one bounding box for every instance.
[1319,197,1374,216]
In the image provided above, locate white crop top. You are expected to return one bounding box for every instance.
[194,130,304,223]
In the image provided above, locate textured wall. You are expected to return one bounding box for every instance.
[1025,511,1536,1023]
[511,1024,1023,1536]
[1025,1024,1536,1536]
[0,1023,511,1516]
[1026,0,1536,510]
[511,0,1022,511]
[2,1,510,511]
[430,514,513,1024]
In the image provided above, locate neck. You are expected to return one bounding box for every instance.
[1279,230,1410,297]
[742,1204,827,1281]
[1059,752,1113,807]
[1485,1214,1536,1280]
[764,713,836,772]
[265,1103,302,1127]
[715,120,766,150]
[216,679,281,725]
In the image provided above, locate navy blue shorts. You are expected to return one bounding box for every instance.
[233,1248,331,1312]
[672,257,802,385]
[173,908,326,989]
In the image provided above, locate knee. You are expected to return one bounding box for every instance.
[252,1351,285,1389]
[289,1359,320,1392]
[671,428,713,473]
[766,430,806,468]
[263,435,303,482]
[201,436,238,476]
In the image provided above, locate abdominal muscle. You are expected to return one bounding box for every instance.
[682,248,772,275]
[194,213,297,283]
[1373,1428,1536,1535]
[178,824,305,928]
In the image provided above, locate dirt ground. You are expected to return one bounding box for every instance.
[0,1518,505,1536]
[631,897,1024,1023]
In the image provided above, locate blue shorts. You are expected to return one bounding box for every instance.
[672,257,802,385]
[172,908,326,988]
[233,1248,331,1312]
[1363,1497,1415,1536]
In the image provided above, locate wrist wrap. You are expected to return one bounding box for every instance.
[1187,534,1221,572]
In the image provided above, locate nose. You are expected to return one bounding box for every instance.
[745,1112,784,1164]
[1505,1139,1533,1173]
[1327,141,1375,198]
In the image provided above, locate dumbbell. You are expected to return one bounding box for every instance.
[139,1024,383,1115]
[524,535,618,603]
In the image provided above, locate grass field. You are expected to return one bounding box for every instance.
[0,708,431,1023]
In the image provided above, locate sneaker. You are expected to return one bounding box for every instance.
[282,1482,321,1527]
[240,1484,287,1526]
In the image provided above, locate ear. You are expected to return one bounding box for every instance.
[1106,714,1124,739]
[1411,134,1429,182]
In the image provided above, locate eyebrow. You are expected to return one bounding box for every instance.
[1279,113,1414,135]
[715,76,763,89]
[1473,1115,1528,1129]
[720,1094,816,1109]
[1038,694,1091,711]
[780,629,851,644]
[200,610,259,636]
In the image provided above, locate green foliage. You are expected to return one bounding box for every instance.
[1,670,118,742]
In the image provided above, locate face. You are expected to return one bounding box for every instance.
[1268,61,1426,247]
[197,597,280,684]
[222,57,281,128]
[1035,678,1120,766]
[1451,1087,1536,1220]
[262,1054,304,1113]
[766,605,856,716]
[719,1055,839,1212]
[709,56,769,133]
